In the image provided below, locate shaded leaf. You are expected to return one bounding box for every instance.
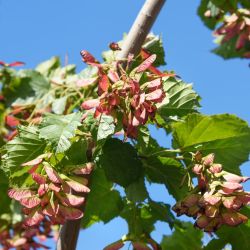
[81,168,123,228]
[144,156,188,200]
[99,138,143,187]
[61,139,88,166]
[125,178,148,202]
[0,170,11,214]
[197,0,221,30]
[161,222,203,250]
[148,200,175,228]
[18,70,50,97]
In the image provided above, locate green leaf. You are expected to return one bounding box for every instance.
[144,156,188,200]
[211,0,238,10]
[161,222,203,250]
[79,66,98,79]
[142,33,166,66]
[2,75,33,106]
[148,200,175,228]
[18,70,50,97]
[97,115,115,141]
[36,56,60,77]
[158,77,200,119]
[81,168,123,228]
[2,69,51,106]
[172,113,250,174]
[125,178,148,202]
[1,126,46,185]
[61,139,88,166]
[203,239,227,250]
[99,138,143,187]
[197,0,221,30]
[137,126,164,156]
[39,112,82,153]
[121,201,174,236]
[240,0,250,8]
[52,96,67,115]
[0,170,11,214]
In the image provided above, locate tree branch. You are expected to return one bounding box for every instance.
[56,170,92,250]
[56,1,166,249]
[118,0,166,59]
[56,145,94,250]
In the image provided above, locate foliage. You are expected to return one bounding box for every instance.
[197,0,250,60]
[0,32,249,250]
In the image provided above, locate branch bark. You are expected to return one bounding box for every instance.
[56,1,166,249]
[56,145,94,250]
[118,0,166,59]
[56,171,92,250]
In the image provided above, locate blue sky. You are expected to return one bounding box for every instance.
[1,0,250,249]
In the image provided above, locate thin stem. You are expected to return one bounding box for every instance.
[148,148,181,157]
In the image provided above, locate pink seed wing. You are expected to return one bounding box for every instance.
[222,212,248,226]
[49,183,61,193]
[24,209,44,227]
[132,242,151,250]
[21,157,43,166]
[80,50,97,64]
[76,77,97,87]
[103,240,124,250]
[65,193,85,206]
[81,99,100,110]
[136,54,157,73]
[44,165,62,184]
[73,162,94,175]
[8,61,25,67]
[43,203,56,217]
[66,180,90,193]
[32,173,47,184]
[12,238,27,247]
[146,78,161,91]
[222,182,243,190]
[145,89,164,102]
[107,70,119,83]
[132,116,140,127]
[38,184,48,196]
[8,189,34,201]
[20,196,41,208]
[5,115,20,127]
[99,74,110,92]
[56,192,85,207]
[59,205,83,220]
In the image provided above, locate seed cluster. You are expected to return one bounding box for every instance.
[80,51,167,138]
[173,152,250,232]
[0,218,53,250]
[8,155,93,227]
[214,10,250,58]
